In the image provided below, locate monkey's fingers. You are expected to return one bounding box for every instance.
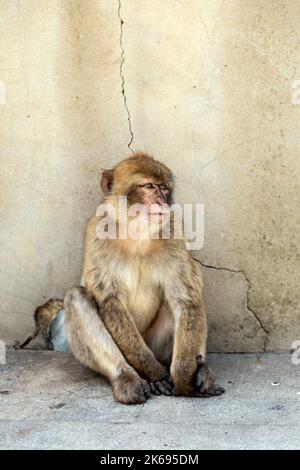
[156,380,173,396]
[150,379,173,396]
[149,371,173,396]
[149,382,161,396]
[211,384,225,395]
[193,359,225,397]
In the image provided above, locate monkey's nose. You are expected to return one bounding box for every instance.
[158,203,170,213]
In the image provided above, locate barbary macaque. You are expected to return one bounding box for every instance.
[36,152,225,404]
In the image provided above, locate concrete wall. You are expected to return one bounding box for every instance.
[1,0,300,352]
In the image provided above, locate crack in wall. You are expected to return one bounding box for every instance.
[196,259,269,352]
[118,0,134,153]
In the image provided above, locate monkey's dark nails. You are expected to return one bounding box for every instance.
[213,384,225,395]
[196,383,225,398]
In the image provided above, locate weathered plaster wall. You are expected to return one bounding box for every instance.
[1,0,300,351]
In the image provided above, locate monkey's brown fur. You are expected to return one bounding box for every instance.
[50,152,224,404]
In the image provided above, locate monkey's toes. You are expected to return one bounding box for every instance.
[113,371,151,405]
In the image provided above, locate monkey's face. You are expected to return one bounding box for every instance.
[101,153,174,219]
[128,180,172,216]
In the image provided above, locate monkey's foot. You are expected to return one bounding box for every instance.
[149,373,173,397]
[193,355,225,398]
[112,370,151,405]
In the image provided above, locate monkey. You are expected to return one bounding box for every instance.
[60,152,225,404]
[29,153,224,403]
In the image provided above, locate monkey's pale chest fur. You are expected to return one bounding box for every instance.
[120,259,164,334]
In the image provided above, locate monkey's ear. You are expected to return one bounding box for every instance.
[101,170,113,194]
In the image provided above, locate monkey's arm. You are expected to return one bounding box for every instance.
[165,259,209,395]
[95,294,169,383]
[169,302,207,395]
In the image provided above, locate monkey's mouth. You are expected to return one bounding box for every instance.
[149,204,169,216]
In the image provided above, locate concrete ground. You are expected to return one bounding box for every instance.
[0,350,299,450]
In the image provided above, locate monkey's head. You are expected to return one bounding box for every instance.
[101,152,174,215]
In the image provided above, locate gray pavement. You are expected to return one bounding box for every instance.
[0,350,299,450]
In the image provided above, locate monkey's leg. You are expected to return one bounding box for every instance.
[143,303,174,396]
[94,292,171,388]
[64,287,151,405]
[143,303,174,367]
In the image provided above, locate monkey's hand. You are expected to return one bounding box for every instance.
[192,355,225,397]
[171,355,225,397]
[112,369,152,405]
[149,372,173,397]
[141,361,173,396]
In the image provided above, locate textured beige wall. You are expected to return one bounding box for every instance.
[1,0,300,351]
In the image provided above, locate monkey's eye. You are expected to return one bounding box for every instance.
[143,183,154,189]
[159,184,169,191]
